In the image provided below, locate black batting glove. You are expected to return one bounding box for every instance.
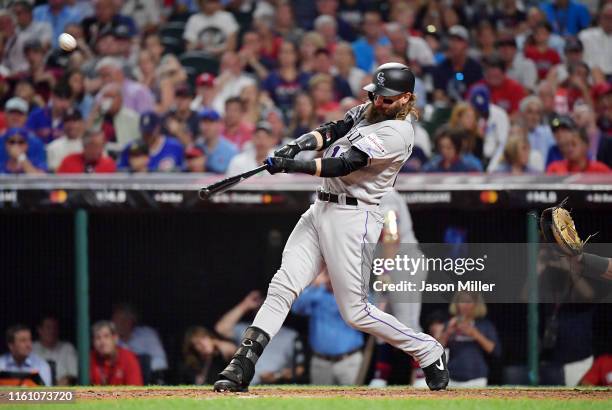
[264,156,290,174]
[274,142,301,159]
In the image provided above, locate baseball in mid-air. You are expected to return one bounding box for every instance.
[58,33,77,52]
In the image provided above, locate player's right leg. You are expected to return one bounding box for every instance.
[214,206,324,392]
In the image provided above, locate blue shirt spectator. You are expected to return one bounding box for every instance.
[292,282,364,356]
[528,125,556,166]
[25,85,73,144]
[196,109,238,174]
[0,325,52,386]
[0,128,46,171]
[541,0,591,36]
[33,2,82,48]
[118,112,185,172]
[351,11,390,72]
[446,318,501,382]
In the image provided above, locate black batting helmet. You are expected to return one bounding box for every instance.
[363,62,415,97]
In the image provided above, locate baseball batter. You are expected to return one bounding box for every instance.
[214,63,448,392]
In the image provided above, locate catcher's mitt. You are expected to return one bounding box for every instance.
[539,199,584,256]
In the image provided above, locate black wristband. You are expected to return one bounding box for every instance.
[581,253,610,280]
[285,159,317,175]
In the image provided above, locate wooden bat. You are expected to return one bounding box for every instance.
[198,164,268,199]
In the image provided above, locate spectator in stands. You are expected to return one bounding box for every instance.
[439,291,501,387]
[385,22,435,73]
[432,25,483,103]
[212,51,257,115]
[195,108,237,174]
[222,97,254,150]
[124,140,149,173]
[292,270,364,385]
[546,122,610,174]
[90,320,143,386]
[496,32,538,92]
[65,70,93,119]
[447,103,483,169]
[190,73,218,113]
[468,84,510,172]
[215,290,305,385]
[493,134,538,174]
[470,21,497,61]
[315,0,355,42]
[13,80,44,115]
[288,93,318,141]
[251,14,283,70]
[11,1,53,50]
[524,22,562,81]
[593,82,612,138]
[423,127,482,173]
[351,10,389,72]
[46,108,85,171]
[16,39,57,103]
[184,145,206,173]
[478,54,527,115]
[237,30,271,81]
[178,326,235,385]
[140,32,164,69]
[572,103,605,164]
[87,83,140,155]
[111,303,168,382]
[537,81,558,125]
[0,98,45,168]
[578,3,612,79]
[153,55,189,114]
[121,0,161,33]
[546,37,586,88]
[32,315,77,386]
[313,48,353,100]
[0,9,28,75]
[300,32,326,74]
[81,0,137,46]
[309,73,341,122]
[542,0,591,36]
[118,111,184,172]
[518,96,555,172]
[57,130,116,173]
[95,57,154,114]
[0,324,51,386]
[163,85,200,147]
[580,354,612,386]
[274,1,303,44]
[314,15,339,53]
[26,83,72,144]
[333,42,367,98]
[226,121,278,175]
[261,40,310,120]
[0,128,46,174]
[33,0,81,49]
[518,7,565,55]
[183,0,239,56]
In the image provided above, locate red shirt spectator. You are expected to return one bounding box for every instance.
[580,354,612,386]
[90,346,143,386]
[524,46,561,80]
[546,159,610,174]
[478,55,527,114]
[57,131,116,174]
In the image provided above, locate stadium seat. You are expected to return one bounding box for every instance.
[179,51,220,87]
[160,22,186,56]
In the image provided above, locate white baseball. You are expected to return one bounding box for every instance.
[58,33,77,52]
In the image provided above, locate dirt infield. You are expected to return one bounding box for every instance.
[75,387,612,401]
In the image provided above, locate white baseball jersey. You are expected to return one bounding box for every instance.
[322,103,415,205]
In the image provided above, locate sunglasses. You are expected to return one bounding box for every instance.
[368,92,401,105]
[7,139,26,145]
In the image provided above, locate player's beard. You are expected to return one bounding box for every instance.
[365,103,403,123]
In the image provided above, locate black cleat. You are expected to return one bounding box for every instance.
[422,352,449,391]
[213,378,248,393]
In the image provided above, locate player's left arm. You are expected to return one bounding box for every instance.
[265,147,369,177]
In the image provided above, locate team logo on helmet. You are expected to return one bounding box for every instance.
[376,72,385,86]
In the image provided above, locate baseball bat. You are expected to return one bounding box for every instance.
[198,164,268,199]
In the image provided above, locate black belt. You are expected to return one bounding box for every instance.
[313,347,362,363]
[317,190,358,206]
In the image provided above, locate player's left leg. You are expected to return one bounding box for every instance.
[319,204,449,390]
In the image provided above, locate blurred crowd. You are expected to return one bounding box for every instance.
[0,0,610,175]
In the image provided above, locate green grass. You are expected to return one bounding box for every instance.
[7,397,612,410]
